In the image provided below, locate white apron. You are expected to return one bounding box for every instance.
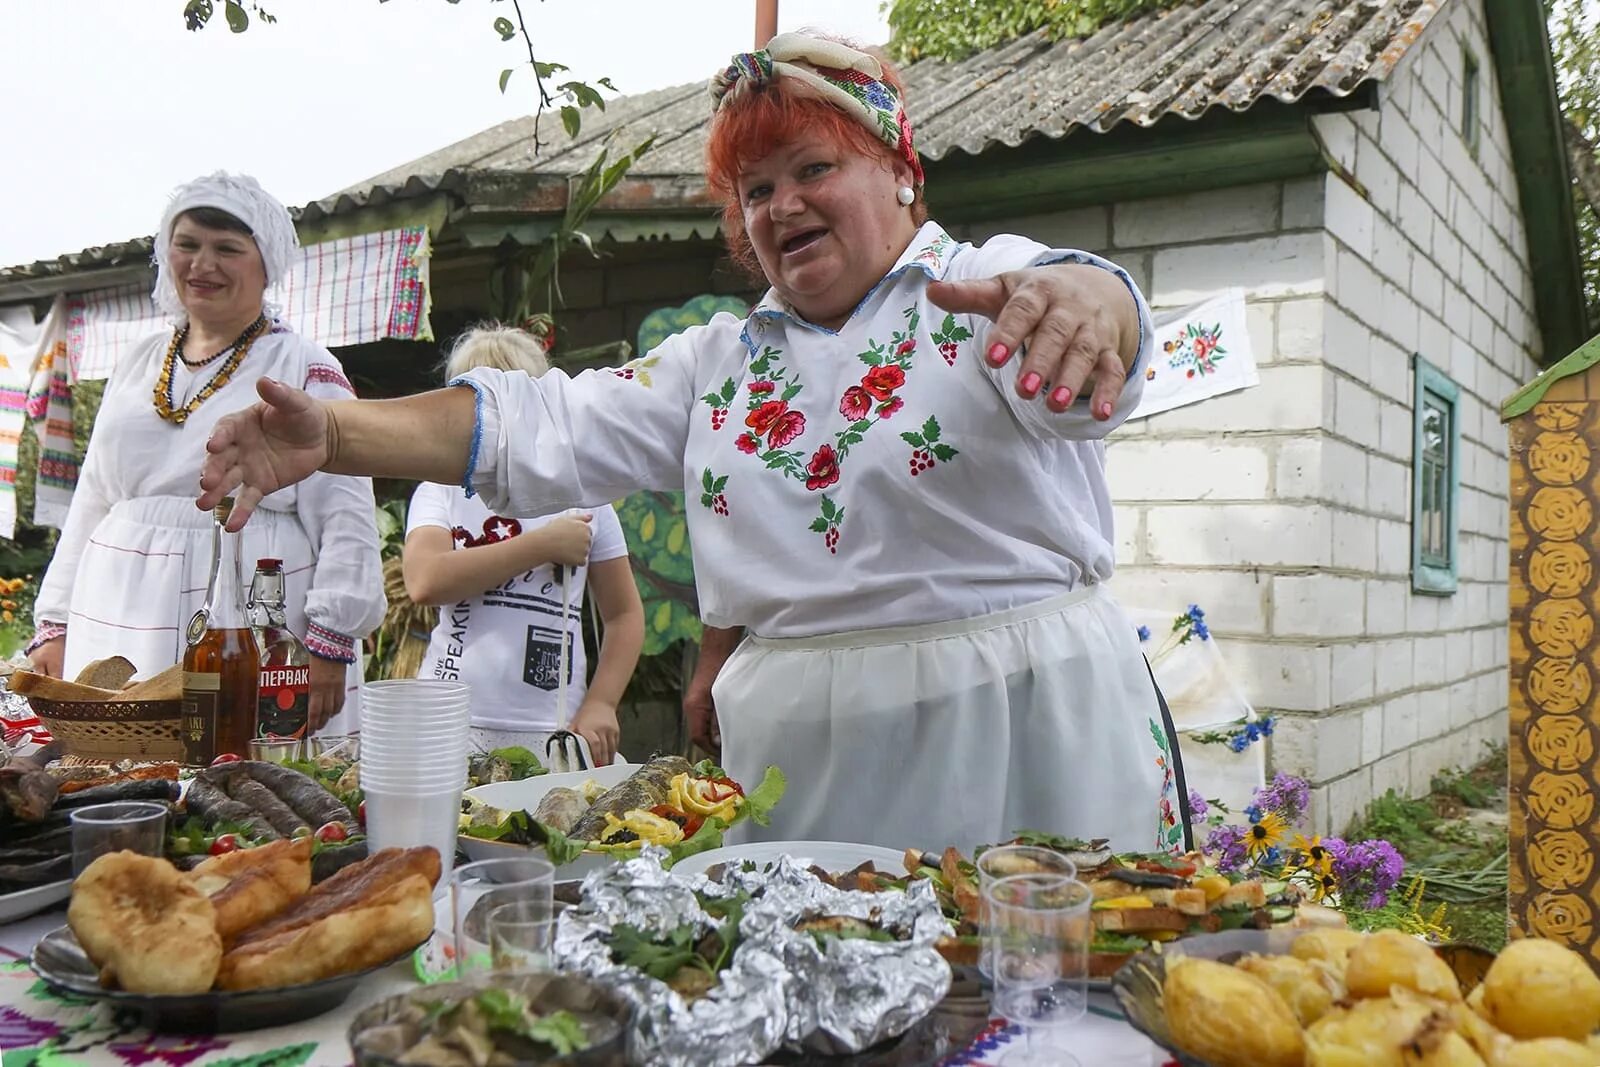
[714,585,1190,856]
[62,496,365,734]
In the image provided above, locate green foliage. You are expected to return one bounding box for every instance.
[614,492,700,656]
[884,0,1185,63]
[1547,0,1600,331]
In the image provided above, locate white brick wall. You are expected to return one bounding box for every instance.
[959,0,1536,831]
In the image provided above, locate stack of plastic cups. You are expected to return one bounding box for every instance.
[359,680,471,892]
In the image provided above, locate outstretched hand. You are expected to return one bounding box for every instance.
[197,377,331,531]
[927,262,1138,419]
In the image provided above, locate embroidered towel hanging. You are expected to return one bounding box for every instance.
[25,297,76,528]
[1128,287,1259,420]
[0,309,43,538]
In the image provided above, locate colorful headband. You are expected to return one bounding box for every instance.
[709,32,924,186]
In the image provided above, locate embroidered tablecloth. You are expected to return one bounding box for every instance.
[0,908,1170,1067]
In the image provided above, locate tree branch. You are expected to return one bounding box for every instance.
[1566,115,1600,219]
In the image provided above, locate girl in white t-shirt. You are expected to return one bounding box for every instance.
[402,326,644,764]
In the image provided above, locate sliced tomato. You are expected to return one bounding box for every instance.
[314,821,349,843]
[1135,857,1197,877]
[209,834,242,855]
[706,777,744,800]
[210,753,242,766]
[649,805,704,837]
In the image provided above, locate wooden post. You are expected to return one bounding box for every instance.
[1507,374,1600,964]
[755,0,778,49]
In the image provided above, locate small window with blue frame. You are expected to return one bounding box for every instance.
[1412,355,1460,595]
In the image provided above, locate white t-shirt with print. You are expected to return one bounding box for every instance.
[406,483,629,732]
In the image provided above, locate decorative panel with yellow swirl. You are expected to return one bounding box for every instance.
[1511,397,1600,965]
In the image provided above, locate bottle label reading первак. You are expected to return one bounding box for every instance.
[257,664,310,739]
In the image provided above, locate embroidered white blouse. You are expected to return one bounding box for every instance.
[35,327,387,651]
[456,223,1154,639]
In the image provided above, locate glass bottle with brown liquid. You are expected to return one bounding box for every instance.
[181,499,260,765]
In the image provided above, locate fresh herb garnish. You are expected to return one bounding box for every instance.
[1009,829,1095,851]
[610,923,705,982]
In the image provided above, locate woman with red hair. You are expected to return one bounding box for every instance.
[198,33,1189,854]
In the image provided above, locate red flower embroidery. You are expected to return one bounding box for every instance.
[895,339,916,357]
[861,365,905,401]
[805,444,840,491]
[746,399,788,435]
[748,380,776,395]
[877,397,904,419]
[766,410,806,448]
[839,386,872,421]
[735,432,760,454]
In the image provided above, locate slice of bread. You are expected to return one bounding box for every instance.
[120,664,183,702]
[74,656,137,690]
[9,670,125,702]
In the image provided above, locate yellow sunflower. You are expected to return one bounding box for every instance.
[1290,833,1334,876]
[1245,811,1287,859]
[1307,868,1339,903]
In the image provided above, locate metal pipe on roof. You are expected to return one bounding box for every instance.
[755,0,778,49]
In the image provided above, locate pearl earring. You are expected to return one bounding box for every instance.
[896,186,915,206]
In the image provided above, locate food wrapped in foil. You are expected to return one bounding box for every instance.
[554,849,790,1067]
[554,848,953,1064]
[737,855,954,1054]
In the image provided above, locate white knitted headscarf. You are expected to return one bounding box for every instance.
[151,171,299,323]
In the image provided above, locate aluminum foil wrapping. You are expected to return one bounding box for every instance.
[554,848,953,1064]
[735,855,953,1054]
[554,848,791,1067]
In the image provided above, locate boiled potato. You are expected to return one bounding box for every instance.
[1306,998,1485,1066]
[1346,930,1463,1002]
[1490,1037,1598,1067]
[1479,938,1600,1041]
[1293,928,1369,977]
[1237,953,1342,1025]
[1164,957,1306,1067]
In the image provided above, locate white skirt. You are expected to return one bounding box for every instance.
[714,585,1191,855]
[63,496,365,733]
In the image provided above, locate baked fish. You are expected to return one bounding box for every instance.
[567,756,693,842]
[532,786,586,834]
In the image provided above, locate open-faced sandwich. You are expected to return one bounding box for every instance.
[460,756,785,866]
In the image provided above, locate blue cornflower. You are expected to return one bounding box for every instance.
[1258,717,1275,736]
[1137,625,1151,641]
[1187,604,1206,621]
[1244,804,1263,823]
[1245,722,1261,741]
[1194,619,1211,641]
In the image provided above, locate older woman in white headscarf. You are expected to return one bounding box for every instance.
[29,172,384,734]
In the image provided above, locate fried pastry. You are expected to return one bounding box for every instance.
[230,845,440,948]
[189,836,313,942]
[216,872,434,990]
[68,851,221,995]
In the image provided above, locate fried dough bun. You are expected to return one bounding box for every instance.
[216,872,434,990]
[1163,956,1306,1067]
[1236,952,1343,1026]
[1477,937,1600,1041]
[188,836,313,942]
[68,851,221,994]
[1306,997,1485,1066]
[1346,929,1463,1002]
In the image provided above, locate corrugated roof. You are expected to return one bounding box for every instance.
[3,0,1442,284]
[335,0,1444,194]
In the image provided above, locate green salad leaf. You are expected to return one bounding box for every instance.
[741,766,787,828]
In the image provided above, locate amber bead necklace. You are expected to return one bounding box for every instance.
[152,314,269,425]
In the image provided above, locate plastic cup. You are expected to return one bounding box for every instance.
[976,847,1078,980]
[249,738,303,764]
[363,786,463,890]
[309,734,359,762]
[71,801,169,875]
[452,857,556,979]
[983,873,1092,1067]
[485,899,569,974]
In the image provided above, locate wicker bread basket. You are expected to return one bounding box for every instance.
[29,697,184,761]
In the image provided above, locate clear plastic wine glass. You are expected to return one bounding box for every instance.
[982,872,1092,1066]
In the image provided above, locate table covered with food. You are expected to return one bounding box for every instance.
[0,673,1584,1067]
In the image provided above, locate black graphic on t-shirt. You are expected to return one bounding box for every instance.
[524,624,575,691]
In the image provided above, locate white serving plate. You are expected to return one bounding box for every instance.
[0,879,71,925]
[458,761,636,878]
[671,840,907,879]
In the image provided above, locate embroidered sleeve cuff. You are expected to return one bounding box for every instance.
[1037,251,1153,382]
[24,622,67,657]
[446,374,491,499]
[305,622,357,664]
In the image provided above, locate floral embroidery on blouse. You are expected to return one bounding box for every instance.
[1152,718,1184,854]
[611,354,662,387]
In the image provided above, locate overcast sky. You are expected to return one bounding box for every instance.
[0,0,890,268]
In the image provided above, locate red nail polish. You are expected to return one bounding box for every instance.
[1051,387,1072,407]
[1020,372,1042,395]
[987,343,1009,365]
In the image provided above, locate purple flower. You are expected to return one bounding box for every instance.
[1205,823,1249,872]
[1137,625,1151,642]
[1187,789,1209,818]
[1254,772,1311,824]
[1326,837,1405,908]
